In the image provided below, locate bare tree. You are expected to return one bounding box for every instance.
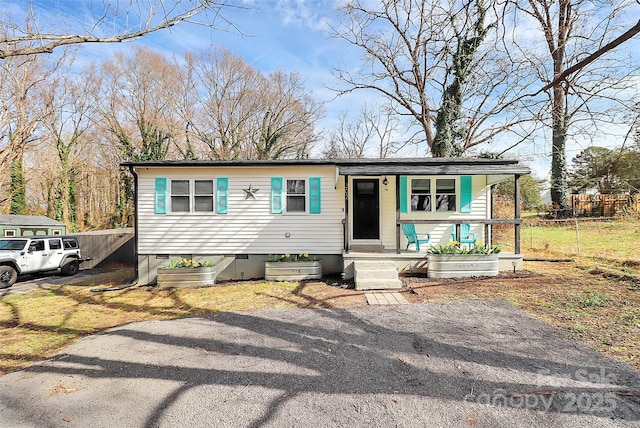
[0,1,239,59]
[332,0,531,157]
[185,48,323,160]
[0,53,58,210]
[253,71,324,159]
[40,67,99,230]
[323,104,417,159]
[185,48,264,159]
[365,104,419,158]
[97,46,184,224]
[513,0,640,212]
[98,46,184,161]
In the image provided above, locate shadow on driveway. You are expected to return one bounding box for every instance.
[0,300,639,427]
[0,269,123,297]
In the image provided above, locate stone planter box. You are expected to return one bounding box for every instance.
[265,261,322,281]
[428,254,499,279]
[157,266,217,288]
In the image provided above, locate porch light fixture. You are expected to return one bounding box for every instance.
[383,176,388,186]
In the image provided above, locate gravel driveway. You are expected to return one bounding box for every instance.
[0,300,638,427]
[0,268,114,297]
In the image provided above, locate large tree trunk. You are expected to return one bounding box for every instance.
[550,104,570,214]
[431,0,492,158]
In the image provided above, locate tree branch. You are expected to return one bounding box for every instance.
[0,1,238,59]
[540,18,640,93]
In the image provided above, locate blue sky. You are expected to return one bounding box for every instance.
[9,0,640,180]
[28,0,368,153]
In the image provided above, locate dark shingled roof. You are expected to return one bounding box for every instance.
[121,157,531,176]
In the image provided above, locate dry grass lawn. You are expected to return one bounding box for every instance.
[0,217,638,376]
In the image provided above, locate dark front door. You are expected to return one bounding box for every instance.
[353,179,380,240]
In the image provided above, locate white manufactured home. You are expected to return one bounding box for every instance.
[122,158,530,285]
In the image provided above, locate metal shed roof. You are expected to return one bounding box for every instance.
[0,215,65,227]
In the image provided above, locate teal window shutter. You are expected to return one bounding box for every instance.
[399,175,408,213]
[460,175,472,213]
[216,177,228,214]
[155,178,167,214]
[309,177,321,214]
[271,177,283,214]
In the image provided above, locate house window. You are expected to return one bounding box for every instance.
[436,179,456,211]
[170,179,215,213]
[4,230,16,237]
[411,179,431,211]
[286,179,306,212]
[171,180,190,212]
[194,180,214,212]
[53,230,62,236]
[408,178,457,212]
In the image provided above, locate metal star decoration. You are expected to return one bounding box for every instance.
[242,184,259,199]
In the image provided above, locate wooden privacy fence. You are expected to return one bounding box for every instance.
[570,194,640,217]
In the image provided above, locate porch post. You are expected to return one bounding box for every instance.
[344,175,349,253]
[488,184,496,246]
[514,174,521,254]
[395,174,401,254]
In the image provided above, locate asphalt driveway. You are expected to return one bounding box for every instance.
[0,300,639,427]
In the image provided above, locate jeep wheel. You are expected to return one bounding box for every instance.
[61,260,79,276]
[0,265,17,288]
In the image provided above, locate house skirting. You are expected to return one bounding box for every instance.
[136,252,523,285]
[342,251,524,280]
[136,254,343,285]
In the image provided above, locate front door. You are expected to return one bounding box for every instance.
[353,179,380,240]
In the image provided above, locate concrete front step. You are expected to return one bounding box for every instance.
[356,279,403,290]
[355,269,400,280]
[354,261,402,290]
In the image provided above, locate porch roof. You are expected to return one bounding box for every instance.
[335,158,530,176]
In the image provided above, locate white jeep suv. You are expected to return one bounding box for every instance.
[0,236,87,289]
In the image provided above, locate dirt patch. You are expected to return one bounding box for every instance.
[401,262,640,371]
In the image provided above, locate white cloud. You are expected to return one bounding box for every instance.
[274,0,337,32]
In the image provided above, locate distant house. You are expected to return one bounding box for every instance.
[0,215,66,237]
[122,158,530,285]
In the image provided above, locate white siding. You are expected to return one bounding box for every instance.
[136,166,344,255]
[380,176,397,249]
[397,175,489,248]
[348,174,489,250]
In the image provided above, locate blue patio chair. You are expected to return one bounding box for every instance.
[401,223,430,252]
[451,224,477,246]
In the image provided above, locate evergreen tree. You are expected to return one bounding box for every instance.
[9,156,27,215]
[569,147,640,194]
